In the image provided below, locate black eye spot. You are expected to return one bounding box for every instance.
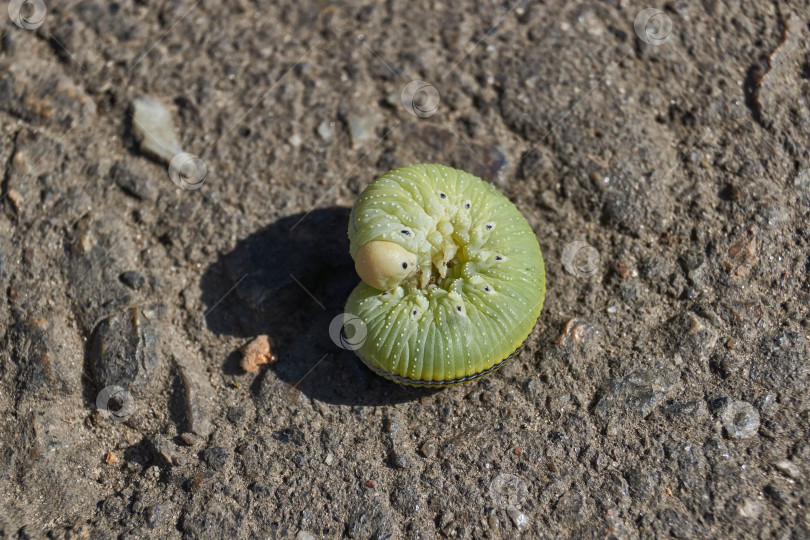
[495,256,502,261]
[484,286,490,292]
[439,192,447,199]
[402,262,408,269]
[412,310,417,316]
[401,230,410,236]
[381,292,388,296]
[486,224,493,230]
[456,306,462,312]
[464,202,471,209]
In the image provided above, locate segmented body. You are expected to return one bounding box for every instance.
[346,164,546,386]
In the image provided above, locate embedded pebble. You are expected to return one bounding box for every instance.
[119,271,146,290]
[721,401,760,439]
[347,501,396,539]
[89,305,161,392]
[418,439,437,459]
[145,504,168,529]
[774,460,801,480]
[507,506,529,531]
[180,433,197,446]
[131,97,183,163]
[388,451,409,469]
[176,361,214,437]
[201,446,230,470]
[347,113,377,149]
[226,406,247,425]
[317,121,333,141]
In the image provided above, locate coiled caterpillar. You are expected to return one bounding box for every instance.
[346,164,546,386]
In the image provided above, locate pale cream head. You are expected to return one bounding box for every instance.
[354,240,418,291]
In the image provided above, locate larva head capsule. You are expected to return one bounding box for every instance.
[354,240,418,291]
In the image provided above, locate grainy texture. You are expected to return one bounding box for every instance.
[0,0,809,538]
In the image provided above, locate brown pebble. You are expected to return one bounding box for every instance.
[179,433,196,446]
[616,260,635,279]
[6,189,23,215]
[726,338,738,350]
[240,335,275,373]
[514,447,522,456]
[728,236,757,262]
[419,439,437,459]
[687,313,703,335]
[190,477,204,490]
[365,480,376,488]
[12,151,30,173]
[105,452,117,464]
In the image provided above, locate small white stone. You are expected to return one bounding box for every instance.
[507,506,529,531]
[347,113,377,149]
[317,121,333,141]
[131,97,183,164]
[774,460,801,480]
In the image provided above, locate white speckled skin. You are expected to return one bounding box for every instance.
[346,164,546,386]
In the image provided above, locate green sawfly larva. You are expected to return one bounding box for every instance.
[345,164,546,386]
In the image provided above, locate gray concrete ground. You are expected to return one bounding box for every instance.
[1,0,809,538]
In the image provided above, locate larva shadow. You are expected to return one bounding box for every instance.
[200,207,439,405]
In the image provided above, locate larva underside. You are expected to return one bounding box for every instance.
[346,164,546,387]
